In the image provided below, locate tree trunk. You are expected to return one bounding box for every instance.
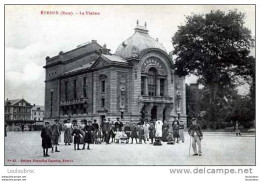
[208,83,217,123]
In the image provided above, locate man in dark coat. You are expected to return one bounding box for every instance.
[115,117,123,131]
[41,122,52,157]
[102,119,111,144]
[51,119,61,152]
[92,120,99,131]
[83,120,94,150]
[148,122,155,144]
[188,118,203,156]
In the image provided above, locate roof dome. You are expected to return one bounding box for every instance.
[115,22,167,59]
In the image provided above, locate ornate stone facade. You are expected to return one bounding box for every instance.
[44,22,186,126]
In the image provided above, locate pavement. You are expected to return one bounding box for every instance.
[4,131,255,166]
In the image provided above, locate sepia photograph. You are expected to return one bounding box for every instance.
[4,5,256,166]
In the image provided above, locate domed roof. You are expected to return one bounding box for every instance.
[115,23,167,59]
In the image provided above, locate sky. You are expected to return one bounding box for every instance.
[5,5,255,105]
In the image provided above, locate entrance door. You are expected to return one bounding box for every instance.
[163,108,166,123]
[141,106,146,120]
[151,106,157,121]
[100,115,105,128]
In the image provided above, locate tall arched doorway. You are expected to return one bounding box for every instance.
[151,106,157,121]
[141,106,146,120]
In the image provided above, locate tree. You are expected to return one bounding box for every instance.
[172,10,255,122]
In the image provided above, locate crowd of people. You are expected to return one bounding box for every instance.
[41,117,203,157]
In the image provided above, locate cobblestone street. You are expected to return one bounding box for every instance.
[4,131,255,166]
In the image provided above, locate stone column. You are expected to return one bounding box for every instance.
[144,103,154,120]
[157,104,166,121]
[156,78,160,96]
[144,77,148,95]
[93,73,97,114]
[164,103,174,124]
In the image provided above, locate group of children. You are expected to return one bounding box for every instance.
[41,119,61,157]
[41,117,186,157]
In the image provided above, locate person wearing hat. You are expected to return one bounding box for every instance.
[115,117,123,131]
[172,116,179,126]
[188,118,203,156]
[179,120,185,143]
[51,119,61,152]
[41,121,52,157]
[172,121,180,143]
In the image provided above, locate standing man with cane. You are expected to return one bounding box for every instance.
[188,118,203,156]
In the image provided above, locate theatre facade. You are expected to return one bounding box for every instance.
[44,22,186,125]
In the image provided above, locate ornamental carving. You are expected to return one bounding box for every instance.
[141,57,167,76]
[118,73,128,111]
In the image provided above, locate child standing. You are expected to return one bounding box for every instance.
[172,121,180,144]
[96,128,103,144]
[167,131,174,144]
[130,123,138,144]
[51,119,61,153]
[71,125,84,150]
[83,120,94,150]
[138,125,146,144]
[179,120,185,143]
[124,122,131,144]
[41,122,52,157]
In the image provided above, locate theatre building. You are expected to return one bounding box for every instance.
[44,22,186,125]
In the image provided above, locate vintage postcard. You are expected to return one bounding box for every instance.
[2,4,257,180]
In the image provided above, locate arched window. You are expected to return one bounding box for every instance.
[148,68,157,96]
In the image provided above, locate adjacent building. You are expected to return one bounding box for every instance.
[44,22,186,126]
[31,105,45,122]
[5,98,33,126]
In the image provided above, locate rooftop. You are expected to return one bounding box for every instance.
[115,21,166,59]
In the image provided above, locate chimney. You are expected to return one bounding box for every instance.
[92,40,97,43]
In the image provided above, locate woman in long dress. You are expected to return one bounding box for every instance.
[155,119,163,140]
[64,120,73,145]
[83,120,94,150]
[162,123,169,142]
